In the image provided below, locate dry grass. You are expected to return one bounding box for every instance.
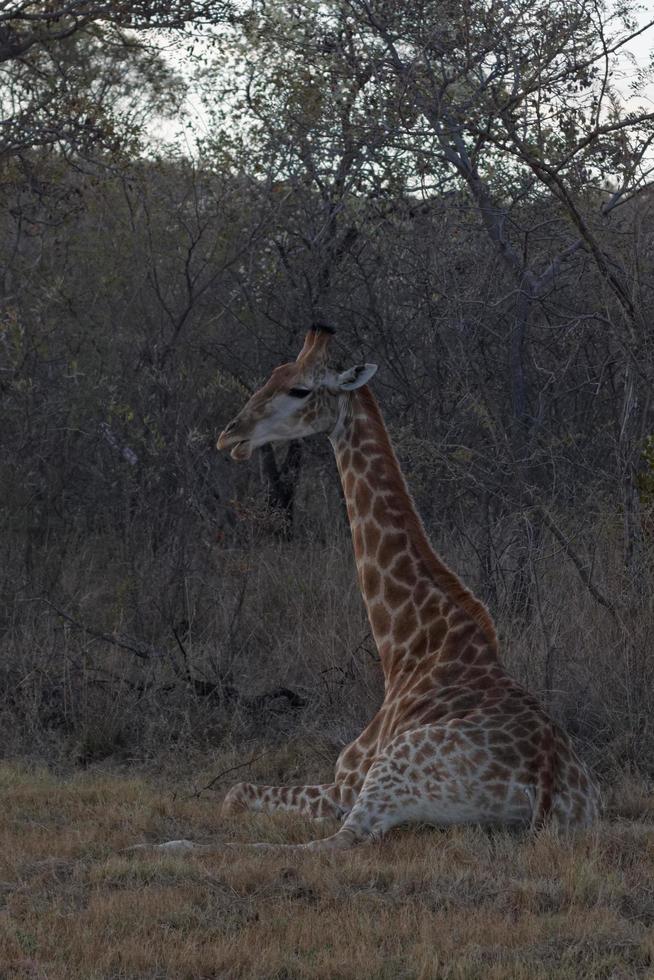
[4,519,654,784]
[1,758,654,979]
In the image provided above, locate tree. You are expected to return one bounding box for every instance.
[0,1,233,161]
[196,1,419,325]
[340,0,654,579]
[0,1,232,63]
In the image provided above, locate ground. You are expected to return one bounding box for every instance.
[1,758,654,980]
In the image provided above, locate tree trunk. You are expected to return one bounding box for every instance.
[260,442,303,539]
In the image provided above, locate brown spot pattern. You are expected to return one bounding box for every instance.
[364,521,382,555]
[378,532,407,568]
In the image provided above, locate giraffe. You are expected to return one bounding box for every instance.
[146,324,599,854]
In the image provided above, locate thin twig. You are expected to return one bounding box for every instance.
[532,506,619,622]
[172,625,193,684]
[177,749,273,801]
[42,598,163,660]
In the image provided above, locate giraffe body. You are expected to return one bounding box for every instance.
[148,326,599,855]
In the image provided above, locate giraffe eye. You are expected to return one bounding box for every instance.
[288,387,312,398]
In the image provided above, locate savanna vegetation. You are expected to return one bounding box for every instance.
[2,0,654,976]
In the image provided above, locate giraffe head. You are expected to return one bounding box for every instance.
[217,325,378,460]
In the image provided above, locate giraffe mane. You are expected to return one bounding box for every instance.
[357,386,499,654]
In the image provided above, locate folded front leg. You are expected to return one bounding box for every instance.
[221,780,347,820]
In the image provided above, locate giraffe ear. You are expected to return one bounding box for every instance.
[336,363,378,391]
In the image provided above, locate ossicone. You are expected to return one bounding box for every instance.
[296,322,336,362]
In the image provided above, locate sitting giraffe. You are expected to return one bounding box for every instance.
[150,324,599,854]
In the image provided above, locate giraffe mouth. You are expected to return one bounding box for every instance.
[217,428,253,460]
[230,439,252,461]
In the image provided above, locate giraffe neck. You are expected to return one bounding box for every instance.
[330,386,498,682]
